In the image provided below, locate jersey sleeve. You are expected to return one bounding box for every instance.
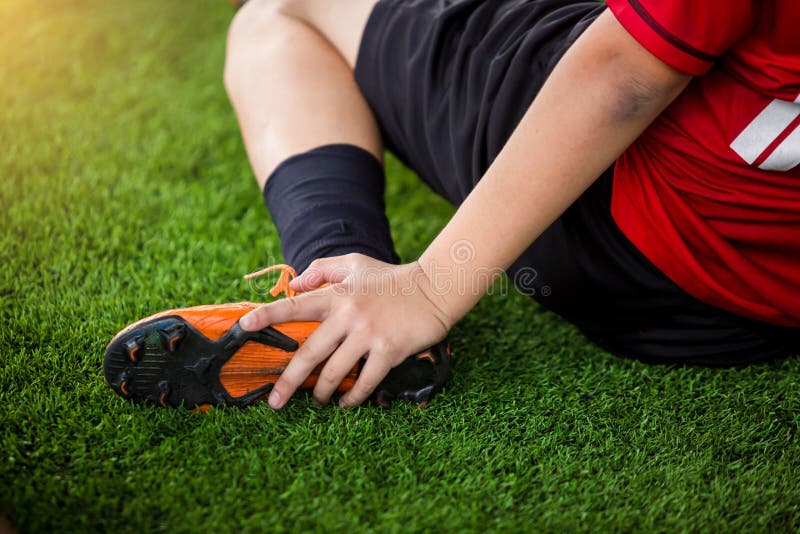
[606,0,755,76]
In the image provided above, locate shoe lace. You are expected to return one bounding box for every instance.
[244,264,298,298]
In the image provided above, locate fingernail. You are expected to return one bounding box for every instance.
[239,313,255,331]
[268,390,281,409]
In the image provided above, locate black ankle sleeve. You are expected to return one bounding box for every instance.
[262,144,400,273]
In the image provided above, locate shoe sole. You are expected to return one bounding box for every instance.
[104,315,451,410]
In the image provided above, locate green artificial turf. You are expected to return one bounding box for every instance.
[1,1,799,532]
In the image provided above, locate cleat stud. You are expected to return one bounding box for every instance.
[185,355,215,380]
[193,404,212,414]
[375,389,391,409]
[116,370,132,397]
[159,323,186,353]
[409,384,435,406]
[416,350,436,364]
[124,336,143,363]
[157,381,170,408]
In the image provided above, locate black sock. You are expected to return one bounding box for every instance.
[262,144,400,273]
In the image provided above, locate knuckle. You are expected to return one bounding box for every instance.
[247,306,271,326]
[354,382,376,400]
[306,258,324,272]
[293,346,319,366]
[350,317,372,335]
[371,336,395,355]
[344,253,366,267]
[340,299,365,317]
[359,378,378,392]
[318,367,340,387]
[274,377,296,393]
[282,297,301,317]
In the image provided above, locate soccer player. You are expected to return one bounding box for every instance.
[105,0,799,410]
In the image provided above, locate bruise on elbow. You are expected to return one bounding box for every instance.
[576,11,691,125]
[609,61,690,123]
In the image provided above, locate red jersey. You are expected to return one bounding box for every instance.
[606,0,800,327]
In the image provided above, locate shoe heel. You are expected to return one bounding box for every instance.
[372,342,452,408]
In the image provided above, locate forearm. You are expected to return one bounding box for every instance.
[417,11,690,324]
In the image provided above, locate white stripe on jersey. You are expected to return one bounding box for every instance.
[759,125,800,172]
[729,93,800,166]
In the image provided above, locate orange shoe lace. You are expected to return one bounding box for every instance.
[244,264,298,298]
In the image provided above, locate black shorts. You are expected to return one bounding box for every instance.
[354,0,799,365]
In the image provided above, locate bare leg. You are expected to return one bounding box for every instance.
[224,0,381,189]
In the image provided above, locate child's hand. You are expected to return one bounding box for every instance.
[239,254,454,408]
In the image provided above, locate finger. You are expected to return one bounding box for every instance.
[289,255,357,293]
[267,317,345,409]
[239,290,330,331]
[339,351,394,408]
[312,335,366,406]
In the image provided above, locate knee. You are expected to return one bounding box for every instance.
[223,0,295,95]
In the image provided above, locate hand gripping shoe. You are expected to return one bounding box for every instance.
[104,265,451,410]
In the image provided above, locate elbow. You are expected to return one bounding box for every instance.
[612,74,662,122]
[570,10,692,125]
[608,59,691,124]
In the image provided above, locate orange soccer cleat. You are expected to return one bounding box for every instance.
[103,265,451,410]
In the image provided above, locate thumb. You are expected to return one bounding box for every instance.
[290,256,353,293]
